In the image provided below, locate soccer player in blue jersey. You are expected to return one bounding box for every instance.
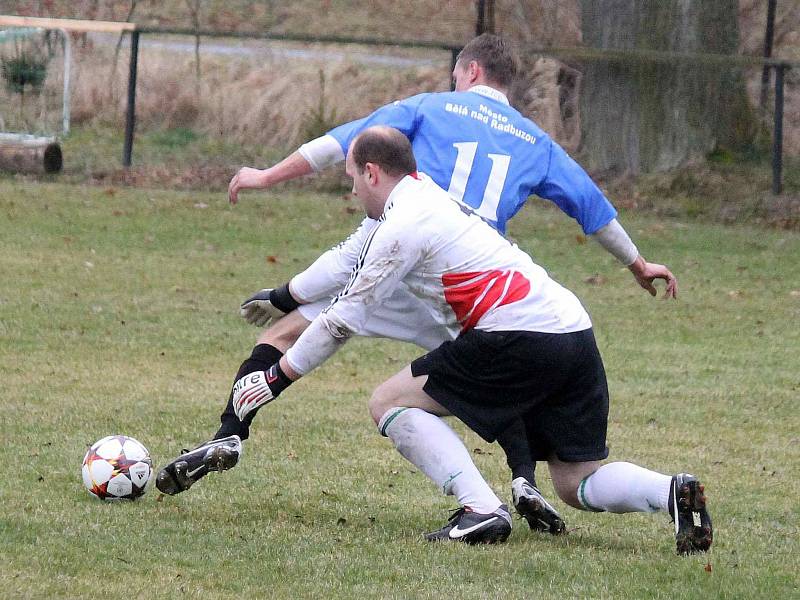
[157,35,677,536]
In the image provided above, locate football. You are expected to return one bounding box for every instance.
[82,435,153,500]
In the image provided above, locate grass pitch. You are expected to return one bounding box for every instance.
[1,180,798,599]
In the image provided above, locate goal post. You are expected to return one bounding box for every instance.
[0,15,138,172]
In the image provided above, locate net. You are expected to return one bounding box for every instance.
[0,25,70,142]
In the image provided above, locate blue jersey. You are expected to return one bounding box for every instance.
[327,88,616,234]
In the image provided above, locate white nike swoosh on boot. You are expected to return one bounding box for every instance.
[449,516,499,539]
[186,466,205,478]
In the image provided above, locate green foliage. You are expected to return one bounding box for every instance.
[55,125,285,184]
[713,85,771,161]
[1,182,799,598]
[1,52,47,94]
[147,127,200,149]
[706,146,737,164]
[301,69,338,142]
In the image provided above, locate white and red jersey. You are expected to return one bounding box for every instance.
[286,174,591,376]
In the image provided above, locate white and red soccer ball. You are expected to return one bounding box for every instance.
[82,435,152,500]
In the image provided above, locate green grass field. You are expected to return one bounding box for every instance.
[1,180,798,599]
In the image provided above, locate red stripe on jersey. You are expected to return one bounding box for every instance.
[442,270,531,331]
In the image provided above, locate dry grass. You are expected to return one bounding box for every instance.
[2,1,798,154]
[2,0,477,45]
[63,41,450,148]
[0,1,797,225]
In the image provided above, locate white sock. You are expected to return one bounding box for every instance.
[378,407,502,514]
[578,462,672,513]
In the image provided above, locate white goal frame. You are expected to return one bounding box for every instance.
[0,15,135,144]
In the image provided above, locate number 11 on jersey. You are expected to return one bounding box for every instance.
[446,142,511,223]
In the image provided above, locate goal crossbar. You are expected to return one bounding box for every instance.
[0,15,135,34]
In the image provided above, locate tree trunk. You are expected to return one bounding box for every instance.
[578,0,752,175]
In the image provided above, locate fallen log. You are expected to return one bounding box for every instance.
[0,138,62,174]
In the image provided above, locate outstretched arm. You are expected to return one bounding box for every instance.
[589,219,677,299]
[228,96,423,206]
[534,145,678,300]
[232,213,422,421]
[228,151,314,204]
[239,217,378,328]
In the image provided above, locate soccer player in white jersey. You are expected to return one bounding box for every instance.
[157,35,677,535]
[221,128,710,550]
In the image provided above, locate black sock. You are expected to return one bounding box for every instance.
[214,343,284,441]
[496,419,538,487]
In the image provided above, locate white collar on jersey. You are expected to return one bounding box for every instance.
[468,85,510,106]
[379,173,426,218]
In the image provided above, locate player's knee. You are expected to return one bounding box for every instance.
[548,459,599,510]
[368,382,398,426]
[553,480,583,509]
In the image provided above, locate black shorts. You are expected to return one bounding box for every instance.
[410,328,609,463]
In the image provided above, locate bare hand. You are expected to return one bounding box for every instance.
[228,167,268,205]
[628,256,678,299]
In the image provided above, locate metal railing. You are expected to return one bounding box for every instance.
[119,27,795,193]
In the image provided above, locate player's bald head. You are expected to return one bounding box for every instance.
[351,126,417,177]
[457,33,519,88]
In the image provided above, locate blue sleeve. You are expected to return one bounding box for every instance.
[535,142,617,235]
[326,94,429,155]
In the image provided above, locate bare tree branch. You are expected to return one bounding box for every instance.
[185,0,202,97]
